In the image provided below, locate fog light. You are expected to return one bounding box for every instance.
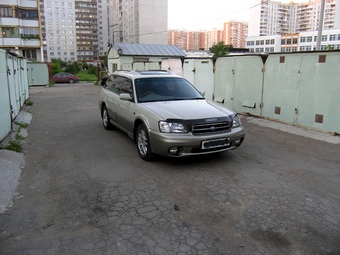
[235,139,242,146]
[169,147,179,155]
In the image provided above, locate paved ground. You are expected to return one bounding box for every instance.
[0,83,339,255]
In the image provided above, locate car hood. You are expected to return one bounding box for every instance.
[142,100,235,120]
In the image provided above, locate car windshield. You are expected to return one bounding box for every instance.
[135,77,205,103]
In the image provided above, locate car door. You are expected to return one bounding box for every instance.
[116,77,135,135]
[62,73,69,83]
[103,75,119,123]
[53,73,62,82]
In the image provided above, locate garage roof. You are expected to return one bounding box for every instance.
[113,43,186,57]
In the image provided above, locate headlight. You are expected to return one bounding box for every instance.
[159,121,188,133]
[232,115,241,128]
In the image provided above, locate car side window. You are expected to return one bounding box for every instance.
[111,75,123,94]
[120,78,133,100]
[104,75,114,90]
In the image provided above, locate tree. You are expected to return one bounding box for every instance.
[325,45,334,51]
[64,61,81,74]
[209,41,231,57]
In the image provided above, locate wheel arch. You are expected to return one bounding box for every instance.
[133,118,145,142]
[100,102,108,117]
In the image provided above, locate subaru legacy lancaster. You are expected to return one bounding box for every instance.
[99,70,245,161]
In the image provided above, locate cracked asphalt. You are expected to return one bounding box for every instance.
[0,84,339,255]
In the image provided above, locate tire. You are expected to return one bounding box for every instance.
[69,79,74,84]
[136,124,154,161]
[102,105,113,130]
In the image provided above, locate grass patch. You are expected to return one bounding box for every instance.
[15,122,28,129]
[5,139,23,153]
[15,133,24,140]
[77,71,97,81]
[27,101,34,106]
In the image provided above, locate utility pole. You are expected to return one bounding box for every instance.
[316,0,326,51]
[109,23,121,46]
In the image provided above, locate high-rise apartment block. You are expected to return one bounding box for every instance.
[109,0,167,45]
[248,0,339,37]
[168,30,206,51]
[168,29,224,51]
[223,21,248,48]
[0,0,41,60]
[40,0,109,62]
[1,0,167,62]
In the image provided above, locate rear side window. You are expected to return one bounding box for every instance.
[106,75,133,99]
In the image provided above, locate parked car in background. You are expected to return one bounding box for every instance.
[52,72,79,84]
[99,70,245,161]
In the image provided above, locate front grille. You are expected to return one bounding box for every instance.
[192,121,231,135]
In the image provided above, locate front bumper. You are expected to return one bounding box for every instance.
[149,126,245,157]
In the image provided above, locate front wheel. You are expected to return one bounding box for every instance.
[69,79,75,84]
[102,105,113,130]
[136,124,154,161]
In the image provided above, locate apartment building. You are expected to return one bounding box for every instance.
[109,0,167,45]
[206,29,223,49]
[40,0,109,62]
[248,0,339,37]
[168,30,205,51]
[246,28,340,52]
[168,29,223,51]
[0,0,42,61]
[223,21,248,48]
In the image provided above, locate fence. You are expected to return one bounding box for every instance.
[183,51,340,134]
[1,50,339,142]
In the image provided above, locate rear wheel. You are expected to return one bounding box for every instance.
[102,105,113,130]
[136,124,154,161]
[69,79,74,84]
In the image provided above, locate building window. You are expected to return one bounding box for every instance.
[300,37,306,43]
[306,36,312,42]
[19,9,38,20]
[0,7,13,17]
[281,39,285,45]
[287,39,291,44]
[1,27,19,38]
[321,35,327,41]
[23,50,37,60]
[293,38,297,44]
[329,34,336,41]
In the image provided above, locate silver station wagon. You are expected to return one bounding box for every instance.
[99,70,245,161]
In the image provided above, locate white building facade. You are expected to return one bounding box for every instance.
[109,0,168,45]
[0,0,42,61]
[41,0,109,62]
[246,28,340,52]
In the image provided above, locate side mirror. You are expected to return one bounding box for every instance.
[120,93,132,101]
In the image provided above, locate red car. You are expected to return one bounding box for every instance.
[52,72,79,84]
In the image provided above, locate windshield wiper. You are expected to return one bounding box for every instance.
[187,97,205,100]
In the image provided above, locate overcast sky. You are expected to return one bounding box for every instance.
[168,0,307,30]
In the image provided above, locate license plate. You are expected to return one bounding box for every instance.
[201,138,230,150]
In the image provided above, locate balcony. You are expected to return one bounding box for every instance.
[0,17,19,26]
[0,37,40,47]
